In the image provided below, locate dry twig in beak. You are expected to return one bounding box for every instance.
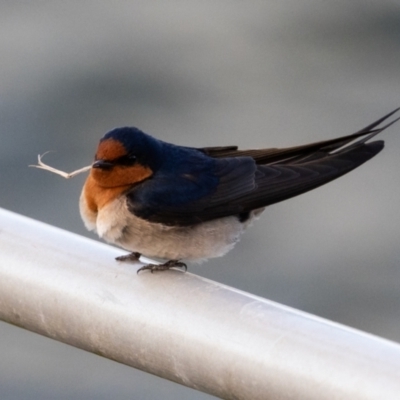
[29,152,91,179]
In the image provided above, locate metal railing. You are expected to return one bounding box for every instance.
[0,207,399,399]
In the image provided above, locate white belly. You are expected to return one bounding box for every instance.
[80,194,263,261]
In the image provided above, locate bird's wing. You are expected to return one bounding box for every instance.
[126,155,257,225]
[126,109,398,226]
[127,141,383,226]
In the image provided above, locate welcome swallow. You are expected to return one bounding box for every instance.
[79,109,399,272]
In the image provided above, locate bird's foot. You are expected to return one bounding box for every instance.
[116,252,141,262]
[137,259,187,274]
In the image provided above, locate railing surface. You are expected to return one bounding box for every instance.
[0,207,400,400]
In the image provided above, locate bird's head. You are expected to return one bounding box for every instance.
[91,127,162,188]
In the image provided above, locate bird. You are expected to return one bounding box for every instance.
[79,109,399,273]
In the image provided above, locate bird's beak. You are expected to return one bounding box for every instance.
[92,160,114,170]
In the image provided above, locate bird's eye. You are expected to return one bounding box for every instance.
[116,153,137,166]
[128,154,137,162]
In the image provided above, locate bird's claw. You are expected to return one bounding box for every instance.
[137,260,187,274]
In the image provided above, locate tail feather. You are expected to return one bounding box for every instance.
[201,108,399,165]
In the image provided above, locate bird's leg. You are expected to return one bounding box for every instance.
[116,252,141,262]
[137,259,187,274]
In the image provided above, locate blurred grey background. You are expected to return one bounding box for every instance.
[1,1,400,399]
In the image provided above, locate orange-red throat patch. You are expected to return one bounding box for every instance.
[85,164,152,212]
[83,174,129,213]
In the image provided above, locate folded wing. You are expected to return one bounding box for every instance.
[127,109,398,226]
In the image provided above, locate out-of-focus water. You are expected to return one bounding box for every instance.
[1,2,400,399]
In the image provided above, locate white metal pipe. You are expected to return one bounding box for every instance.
[0,207,399,400]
